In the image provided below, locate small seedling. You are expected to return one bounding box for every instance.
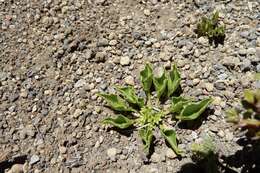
[98,63,212,155]
[226,87,260,139]
[196,11,225,46]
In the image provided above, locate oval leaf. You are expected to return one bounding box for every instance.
[116,86,144,108]
[139,127,153,154]
[140,64,153,95]
[98,93,134,112]
[167,64,181,97]
[176,98,213,121]
[102,115,133,129]
[160,127,182,155]
[153,68,167,99]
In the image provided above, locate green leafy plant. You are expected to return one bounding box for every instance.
[196,11,225,46]
[191,136,219,173]
[98,63,212,155]
[226,88,260,139]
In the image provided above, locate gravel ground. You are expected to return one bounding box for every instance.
[0,0,260,172]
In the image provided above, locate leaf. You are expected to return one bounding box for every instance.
[244,89,255,104]
[171,96,191,115]
[167,64,181,97]
[211,11,219,25]
[140,64,153,95]
[102,115,133,129]
[116,86,144,108]
[139,127,153,154]
[98,93,134,112]
[176,98,213,121]
[160,127,182,155]
[255,73,260,80]
[153,68,167,99]
[225,108,239,123]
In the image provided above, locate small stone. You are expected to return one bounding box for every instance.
[75,79,86,88]
[222,57,240,67]
[165,148,177,159]
[20,89,28,98]
[120,56,130,66]
[225,131,234,141]
[144,9,150,16]
[7,164,24,173]
[124,76,135,85]
[204,83,214,92]
[210,127,218,133]
[217,130,225,138]
[76,69,83,75]
[59,146,67,154]
[256,47,260,59]
[95,52,106,62]
[257,64,260,72]
[198,37,208,45]
[109,40,118,46]
[29,155,40,165]
[151,153,161,163]
[193,79,200,85]
[240,59,251,71]
[107,148,117,159]
[73,109,83,118]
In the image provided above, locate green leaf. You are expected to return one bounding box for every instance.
[98,93,134,112]
[244,89,255,104]
[153,68,167,99]
[211,11,219,25]
[176,98,213,121]
[160,127,182,155]
[171,96,191,114]
[255,73,260,80]
[139,127,153,154]
[140,64,153,95]
[167,64,181,97]
[102,115,133,129]
[116,86,144,108]
[225,108,239,123]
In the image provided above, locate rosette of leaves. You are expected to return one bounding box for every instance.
[98,63,212,155]
[226,88,260,139]
[196,11,225,46]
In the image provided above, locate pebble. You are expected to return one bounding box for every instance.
[73,109,83,118]
[217,130,225,138]
[165,148,177,159]
[59,146,67,154]
[107,147,117,159]
[7,164,24,173]
[151,153,162,163]
[204,83,214,92]
[222,57,240,67]
[120,56,130,66]
[29,155,40,165]
[144,9,151,16]
[124,76,135,85]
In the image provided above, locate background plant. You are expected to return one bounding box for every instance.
[98,63,212,156]
[195,11,225,46]
[226,89,260,139]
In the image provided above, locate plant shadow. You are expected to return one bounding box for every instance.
[177,108,214,130]
[221,139,260,173]
[178,152,237,173]
[0,155,27,173]
[109,126,135,138]
[209,35,225,47]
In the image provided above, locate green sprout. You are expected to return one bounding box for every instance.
[196,11,225,46]
[98,64,212,155]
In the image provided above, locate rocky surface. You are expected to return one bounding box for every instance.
[0,0,259,172]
